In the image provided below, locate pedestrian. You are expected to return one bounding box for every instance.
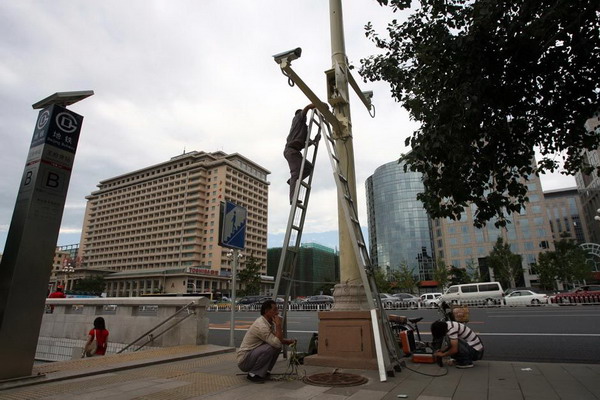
[284,103,319,204]
[431,320,484,368]
[236,299,296,383]
[48,286,66,298]
[84,317,109,357]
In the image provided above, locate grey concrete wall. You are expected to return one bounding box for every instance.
[41,297,210,350]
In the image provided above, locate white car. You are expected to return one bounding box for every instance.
[503,290,548,306]
[420,292,442,307]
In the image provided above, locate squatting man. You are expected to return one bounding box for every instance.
[431,320,484,368]
[236,299,296,383]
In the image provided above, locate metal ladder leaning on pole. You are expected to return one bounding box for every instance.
[272,108,322,346]
[319,114,403,378]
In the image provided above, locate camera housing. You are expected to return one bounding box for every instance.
[273,47,302,64]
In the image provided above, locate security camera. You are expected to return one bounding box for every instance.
[362,90,374,100]
[273,47,302,64]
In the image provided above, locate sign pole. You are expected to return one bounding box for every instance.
[229,249,238,347]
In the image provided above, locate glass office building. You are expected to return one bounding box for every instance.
[366,160,435,280]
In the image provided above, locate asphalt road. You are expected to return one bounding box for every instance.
[207,305,600,364]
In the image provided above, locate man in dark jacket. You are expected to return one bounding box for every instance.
[284,103,319,204]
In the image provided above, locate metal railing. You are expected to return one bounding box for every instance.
[117,301,196,353]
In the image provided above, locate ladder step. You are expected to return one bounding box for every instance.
[343,193,354,204]
[332,154,340,163]
[337,173,348,184]
[300,181,310,188]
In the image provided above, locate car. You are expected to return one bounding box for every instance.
[503,290,548,306]
[553,286,600,304]
[305,295,334,304]
[391,293,420,308]
[237,295,269,305]
[379,293,397,308]
[420,292,442,307]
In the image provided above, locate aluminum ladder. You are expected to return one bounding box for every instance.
[319,114,403,380]
[272,109,323,335]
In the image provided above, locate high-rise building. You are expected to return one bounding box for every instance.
[366,159,560,288]
[267,243,339,298]
[365,160,435,280]
[79,151,270,296]
[543,188,589,243]
[433,173,555,287]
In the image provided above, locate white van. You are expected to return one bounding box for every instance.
[440,282,504,306]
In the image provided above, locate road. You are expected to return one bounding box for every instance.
[207,305,600,364]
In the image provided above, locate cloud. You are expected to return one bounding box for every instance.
[0,1,576,254]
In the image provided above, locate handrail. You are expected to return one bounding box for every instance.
[117,301,196,354]
[133,312,195,351]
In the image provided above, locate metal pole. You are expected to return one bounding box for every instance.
[229,249,238,347]
[330,0,360,284]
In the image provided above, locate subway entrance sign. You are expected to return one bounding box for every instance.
[0,92,91,380]
[218,201,247,250]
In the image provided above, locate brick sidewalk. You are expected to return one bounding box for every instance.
[1,345,599,399]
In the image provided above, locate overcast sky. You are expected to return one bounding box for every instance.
[0,1,576,254]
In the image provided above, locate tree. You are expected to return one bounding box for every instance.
[360,1,600,228]
[535,252,560,290]
[465,259,481,282]
[395,263,417,293]
[535,233,592,289]
[487,237,523,288]
[432,259,450,289]
[374,266,393,293]
[72,276,106,295]
[237,255,262,297]
[449,266,471,286]
[314,279,336,296]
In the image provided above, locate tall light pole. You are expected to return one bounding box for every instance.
[330,0,360,287]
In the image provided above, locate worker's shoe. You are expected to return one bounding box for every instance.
[247,373,265,383]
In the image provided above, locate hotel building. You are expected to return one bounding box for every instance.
[78,151,270,297]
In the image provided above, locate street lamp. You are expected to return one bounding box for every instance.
[594,208,600,222]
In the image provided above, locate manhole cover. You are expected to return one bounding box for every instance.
[303,371,368,387]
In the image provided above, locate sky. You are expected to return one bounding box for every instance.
[0,1,576,254]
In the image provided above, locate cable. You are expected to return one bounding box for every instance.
[400,359,449,377]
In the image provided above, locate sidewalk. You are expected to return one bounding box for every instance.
[1,345,599,400]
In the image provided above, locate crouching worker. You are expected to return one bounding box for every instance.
[431,320,484,369]
[237,299,296,383]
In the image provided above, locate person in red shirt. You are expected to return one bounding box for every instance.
[86,317,109,356]
[48,286,66,298]
[47,286,66,313]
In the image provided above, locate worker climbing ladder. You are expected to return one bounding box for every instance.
[273,109,403,379]
[272,109,323,334]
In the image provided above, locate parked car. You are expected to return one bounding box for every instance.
[503,290,548,306]
[379,293,397,308]
[440,282,504,306]
[420,292,442,307]
[305,295,334,304]
[391,293,420,308]
[237,295,269,305]
[553,286,600,304]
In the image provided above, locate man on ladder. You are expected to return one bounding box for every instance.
[284,103,320,204]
